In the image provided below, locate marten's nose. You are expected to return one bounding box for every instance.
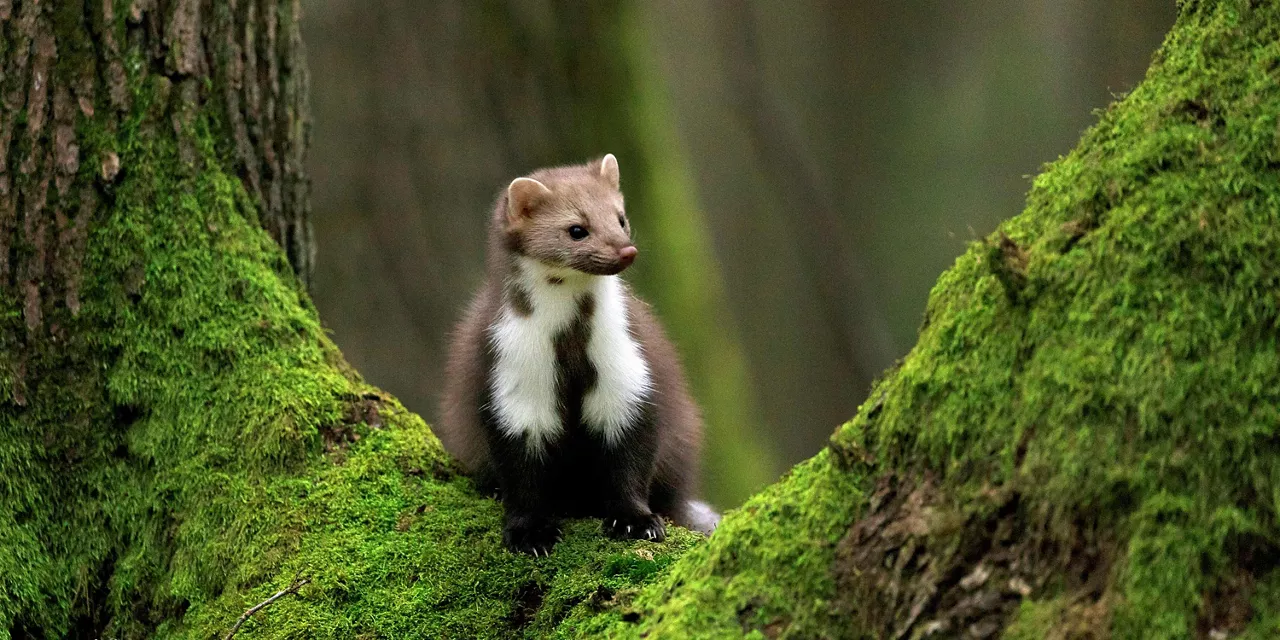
[618,245,638,267]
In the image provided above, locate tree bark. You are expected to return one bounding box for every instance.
[4,0,1279,638]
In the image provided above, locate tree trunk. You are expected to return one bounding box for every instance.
[4,0,1279,638]
[0,0,316,636]
[0,0,313,338]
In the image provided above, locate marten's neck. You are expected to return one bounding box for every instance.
[506,255,600,302]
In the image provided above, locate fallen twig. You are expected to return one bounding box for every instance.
[223,578,310,640]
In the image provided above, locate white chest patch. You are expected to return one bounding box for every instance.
[581,274,652,446]
[487,258,652,455]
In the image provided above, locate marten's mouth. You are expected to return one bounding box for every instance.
[578,262,628,276]
[567,257,630,276]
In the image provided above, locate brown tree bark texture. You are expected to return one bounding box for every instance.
[1,0,312,361]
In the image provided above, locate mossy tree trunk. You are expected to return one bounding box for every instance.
[0,0,315,401]
[5,0,1280,639]
[0,0,316,636]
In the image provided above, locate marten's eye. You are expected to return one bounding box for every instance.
[618,215,626,229]
[568,225,589,240]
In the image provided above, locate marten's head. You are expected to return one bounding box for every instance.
[502,154,636,277]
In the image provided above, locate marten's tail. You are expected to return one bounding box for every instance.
[672,499,720,535]
[650,481,720,534]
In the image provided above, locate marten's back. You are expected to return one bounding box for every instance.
[437,282,501,478]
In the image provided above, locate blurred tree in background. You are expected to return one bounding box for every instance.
[303,0,1175,505]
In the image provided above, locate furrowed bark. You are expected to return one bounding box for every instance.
[0,0,311,352]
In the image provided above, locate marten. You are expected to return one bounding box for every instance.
[438,154,719,555]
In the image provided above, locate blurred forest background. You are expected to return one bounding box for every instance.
[301,0,1175,508]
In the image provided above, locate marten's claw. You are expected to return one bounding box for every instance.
[604,512,666,542]
[505,516,561,556]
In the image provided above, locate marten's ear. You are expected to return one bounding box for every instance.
[507,177,553,222]
[600,153,620,189]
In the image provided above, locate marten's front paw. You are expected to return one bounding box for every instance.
[604,512,666,542]
[504,517,561,556]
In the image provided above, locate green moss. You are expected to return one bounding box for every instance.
[567,451,865,638]
[1240,571,1280,639]
[52,0,95,83]
[168,416,703,640]
[1001,599,1061,640]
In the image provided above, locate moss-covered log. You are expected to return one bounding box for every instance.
[5,0,1280,638]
